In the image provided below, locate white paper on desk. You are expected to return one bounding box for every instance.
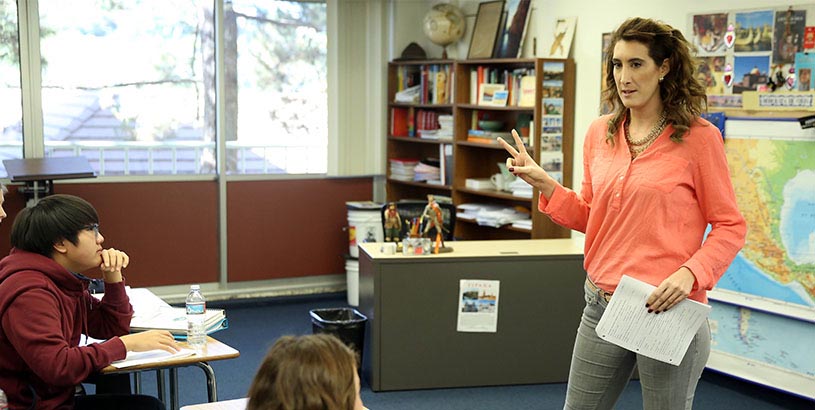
[110,348,196,369]
[595,275,711,366]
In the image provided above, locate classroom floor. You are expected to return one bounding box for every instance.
[92,292,814,409]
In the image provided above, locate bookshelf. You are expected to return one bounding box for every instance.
[385,58,575,240]
[386,60,455,202]
[453,58,575,240]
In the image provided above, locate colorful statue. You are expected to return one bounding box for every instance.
[383,202,402,242]
[421,194,446,251]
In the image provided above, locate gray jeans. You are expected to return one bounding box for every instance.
[563,281,711,410]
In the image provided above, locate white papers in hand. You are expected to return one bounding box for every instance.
[110,348,196,369]
[595,275,711,366]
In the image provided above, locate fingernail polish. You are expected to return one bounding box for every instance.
[647,309,653,313]
[645,303,650,308]
[655,311,660,315]
[509,167,514,172]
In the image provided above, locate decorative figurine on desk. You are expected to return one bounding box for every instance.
[383,202,402,242]
[421,194,450,253]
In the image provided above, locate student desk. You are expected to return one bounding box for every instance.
[358,238,586,391]
[102,336,240,410]
[180,398,247,410]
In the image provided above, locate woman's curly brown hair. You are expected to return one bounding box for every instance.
[602,17,707,145]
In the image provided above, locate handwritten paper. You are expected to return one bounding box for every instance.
[595,275,711,366]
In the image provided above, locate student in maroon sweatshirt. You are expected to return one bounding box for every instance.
[0,194,178,409]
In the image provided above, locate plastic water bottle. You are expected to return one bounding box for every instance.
[185,284,207,348]
[0,387,8,410]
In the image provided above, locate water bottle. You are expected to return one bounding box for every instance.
[185,284,207,348]
[0,387,8,410]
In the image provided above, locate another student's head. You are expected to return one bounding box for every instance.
[247,334,364,410]
[10,194,102,270]
[0,183,7,223]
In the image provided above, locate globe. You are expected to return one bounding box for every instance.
[422,4,465,58]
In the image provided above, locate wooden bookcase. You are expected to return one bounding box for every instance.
[386,59,455,202]
[385,58,575,240]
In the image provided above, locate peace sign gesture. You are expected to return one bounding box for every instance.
[498,129,558,199]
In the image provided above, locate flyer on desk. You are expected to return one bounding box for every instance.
[457,279,500,333]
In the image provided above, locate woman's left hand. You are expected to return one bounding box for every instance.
[646,267,696,313]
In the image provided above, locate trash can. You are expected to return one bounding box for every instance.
[309,308,368,361]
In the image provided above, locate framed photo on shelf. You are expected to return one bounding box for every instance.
[493,0,532,58]
[467,1,504,59]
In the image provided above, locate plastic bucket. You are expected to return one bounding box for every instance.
[346,259,359,306]
[346,201,383,258]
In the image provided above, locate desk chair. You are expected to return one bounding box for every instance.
[380,200,456,243]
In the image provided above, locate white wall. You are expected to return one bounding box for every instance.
[389,0,804,234]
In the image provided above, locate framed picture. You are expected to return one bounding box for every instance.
[467,1,504,59]
[493,0,532,58]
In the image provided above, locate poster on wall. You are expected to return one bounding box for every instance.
[773,9,806,65]
[734,10,773,53]
[692,13,728,55]
[542,17,576,59]
[733,55,770,93]
[457,279,500,332]
[696,56,727,95]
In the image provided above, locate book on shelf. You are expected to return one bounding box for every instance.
[395,84,421,103]
[390,107,409,137]
[491,90,509,107]
[518,75,536,107]
[439,143,453,186]
[465,178,494,190]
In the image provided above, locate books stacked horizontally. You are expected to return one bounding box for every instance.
[389,158,419,181]
[414,159,441,184]
[111,288,229,340]
[436,115,453,140]
[456,203,530,228]
[467,129,511,145]
[130,306,228,340]
[508,177,533,198]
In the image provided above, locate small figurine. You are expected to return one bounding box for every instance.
[421,194,447,252]
[383,202,402,242]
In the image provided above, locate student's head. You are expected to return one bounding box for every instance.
[603,17,707,143]
[10,194,102,270]
[0,184,7,223]
[247,334,364,410]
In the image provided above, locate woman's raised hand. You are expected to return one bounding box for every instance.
[498,129,557,198]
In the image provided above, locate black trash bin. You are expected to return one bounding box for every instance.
[309,307,368,361]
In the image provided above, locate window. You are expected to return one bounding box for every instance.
[228,0,327,174]
[39,0,216,176]
[0,1,23,177]
[5,0,328,177]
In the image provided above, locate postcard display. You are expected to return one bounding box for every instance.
[687,4,815,400]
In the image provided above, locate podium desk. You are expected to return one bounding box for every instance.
[103,336,240,410]
[358,238,586,391]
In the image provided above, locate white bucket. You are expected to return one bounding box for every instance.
[347,201,383,258]
[345,259,359,306]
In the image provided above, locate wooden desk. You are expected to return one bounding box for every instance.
[358,238,586,391]
[103,336,240,410]
[180,398,247,410]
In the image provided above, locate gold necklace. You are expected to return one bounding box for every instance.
[625,112,667,157]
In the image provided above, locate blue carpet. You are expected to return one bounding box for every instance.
[111,292,813,409]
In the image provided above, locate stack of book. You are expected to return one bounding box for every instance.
[467,129,512,145]
[130,306,228,340]
[437,115,453,140]
[508,178,533,198]
[389,158,419,181]
[414,160,441,183]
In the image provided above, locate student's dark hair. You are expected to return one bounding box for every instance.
[247,334,359,410]
[602,17,707,145]
[10,194,99,257]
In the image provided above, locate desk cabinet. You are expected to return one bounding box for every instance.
[358,239,586,391]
